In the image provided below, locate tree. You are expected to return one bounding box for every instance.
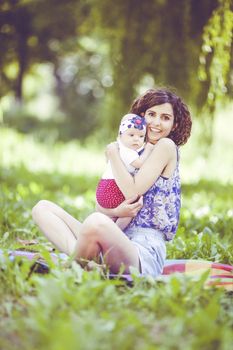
[1,0,232,141]
[199,0,233,111]
[0,0,87,100]
[86,0,221,132]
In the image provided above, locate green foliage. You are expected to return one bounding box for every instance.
[0,257,232,349]
[52,49,110,141]
[3,0,232,141]
[168,182,233,264]
[0,127,233,349]
[0,0,87,98]
[199,0,233,109]
[88,0,206,131]
[197,0,233,144]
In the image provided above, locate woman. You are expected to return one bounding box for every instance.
[32,88,192,277]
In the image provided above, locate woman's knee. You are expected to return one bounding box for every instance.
[82,212,110,238]
[32,200,51,221]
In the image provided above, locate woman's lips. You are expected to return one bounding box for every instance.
[149,127,161,133]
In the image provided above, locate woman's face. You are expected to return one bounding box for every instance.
[143,103,175,144]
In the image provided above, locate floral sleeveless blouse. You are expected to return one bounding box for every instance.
[127,149,181,241]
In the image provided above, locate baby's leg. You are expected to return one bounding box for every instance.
[32,200,82,255]
[115,217,132,230]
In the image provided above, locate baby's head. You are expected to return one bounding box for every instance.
[119,114,147,150]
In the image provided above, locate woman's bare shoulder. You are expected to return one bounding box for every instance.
[155,138,176,153]
[157,137,176,146]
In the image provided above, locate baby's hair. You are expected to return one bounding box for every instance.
[130,88,192,146]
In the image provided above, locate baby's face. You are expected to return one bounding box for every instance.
[120,127,146,150]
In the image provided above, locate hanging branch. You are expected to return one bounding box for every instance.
[198,0,233,113]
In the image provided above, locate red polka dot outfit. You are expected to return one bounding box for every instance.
[96,179,125,208]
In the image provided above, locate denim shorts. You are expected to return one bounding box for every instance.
[124,227,166,278]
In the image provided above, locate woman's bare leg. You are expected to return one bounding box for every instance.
[74,212,140,274]
[32,202,140,273]
[32,200,82,255]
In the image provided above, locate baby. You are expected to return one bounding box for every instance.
[96,113,154,230]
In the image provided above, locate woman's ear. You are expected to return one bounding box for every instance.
[172,123,178,131]
[140,112,145,117]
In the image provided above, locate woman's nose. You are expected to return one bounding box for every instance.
[151,116,160,125]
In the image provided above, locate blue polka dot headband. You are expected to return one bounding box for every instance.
[119,114,147,135]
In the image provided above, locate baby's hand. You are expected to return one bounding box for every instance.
[145,142,154,152]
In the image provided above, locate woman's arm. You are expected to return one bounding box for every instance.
[96,203,116,217]
[107,138,176,198]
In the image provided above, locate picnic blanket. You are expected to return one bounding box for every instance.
[162,259,233,291]
[1,249,232,291]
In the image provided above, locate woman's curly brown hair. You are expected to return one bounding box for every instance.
[130,88,192,146]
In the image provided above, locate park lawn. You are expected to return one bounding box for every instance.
[1,164,233,350]
[0,125,233,350]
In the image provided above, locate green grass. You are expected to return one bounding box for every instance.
[1,126,233,349]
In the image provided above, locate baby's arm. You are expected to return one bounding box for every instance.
[131,142,154,168]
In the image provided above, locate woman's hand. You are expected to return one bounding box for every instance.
[96,196,143,218]
[114,196,143,218]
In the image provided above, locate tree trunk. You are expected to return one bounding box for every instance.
[15,34,27,101]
